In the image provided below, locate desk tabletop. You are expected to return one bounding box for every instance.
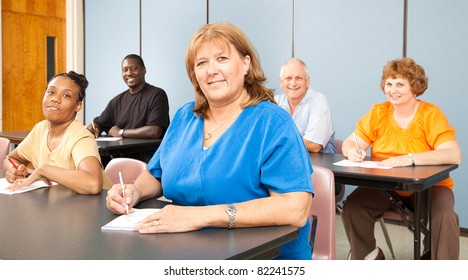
[0,186,298,260]
[309,153,458,192]
[0,130,161,158]
[0,130,29,145]
[97,138,161,156]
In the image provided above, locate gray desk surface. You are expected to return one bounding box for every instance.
[97,138,161,157]
[309,153,458,192]
[0,130,161,158]
[0,186,298,260]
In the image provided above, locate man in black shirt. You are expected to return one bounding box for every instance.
[87,54,170,163]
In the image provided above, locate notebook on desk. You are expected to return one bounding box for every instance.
[333,159,392,169]
[0,178,57,195]
[96,137,123,142]
[101,208,160,231]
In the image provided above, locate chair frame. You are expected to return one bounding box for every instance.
[309,165,336,260]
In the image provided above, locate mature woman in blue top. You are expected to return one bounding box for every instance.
[106,22,314,259]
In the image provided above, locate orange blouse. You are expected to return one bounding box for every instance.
[355,100,456,195]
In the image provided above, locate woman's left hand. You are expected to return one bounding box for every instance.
[378,155,412,167]
[6,169,52,191]
[136,205,203,233]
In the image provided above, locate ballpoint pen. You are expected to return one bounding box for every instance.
[353,132,362,156]
[119,171,130,215]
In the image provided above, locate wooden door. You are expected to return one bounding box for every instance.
[2,0,66,131]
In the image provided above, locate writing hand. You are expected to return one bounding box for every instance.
[6,174,50,192]
[87,123,100,138]
[5,162,27,183]
[106,183,138,215]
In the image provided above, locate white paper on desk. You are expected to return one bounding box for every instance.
[101,208,160,231]
[333,159,393,169]
[95,137,123,142]
[0,178,57,195]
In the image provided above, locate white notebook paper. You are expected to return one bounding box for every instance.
[101,208,160,231]
[95,137,122,142]
[333,159,393,169]
[0,178,57,195]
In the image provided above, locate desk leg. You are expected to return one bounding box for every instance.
[414,192,421,260]
[422,188,432,259]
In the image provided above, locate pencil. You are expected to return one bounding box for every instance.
[6,156,18,170]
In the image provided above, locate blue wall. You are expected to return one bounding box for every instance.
[84,0,468,227]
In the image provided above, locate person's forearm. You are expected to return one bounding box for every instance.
[34,164,102,194]
[304,140,322,153]
[133,170,162,202]
[410,149,461,165]
[122,126,163,139]
[204,192,312,229]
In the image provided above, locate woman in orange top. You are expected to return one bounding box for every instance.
[341,57,462,260]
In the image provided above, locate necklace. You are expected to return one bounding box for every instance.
[204,109,239,141]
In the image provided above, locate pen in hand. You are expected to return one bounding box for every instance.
[6,156,19,170]
[353,132,362,156]
[6,156,25,183]
[119,171,129,215]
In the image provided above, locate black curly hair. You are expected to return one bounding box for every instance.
[49,71,89,101]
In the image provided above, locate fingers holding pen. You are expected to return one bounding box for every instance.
[87,122,100,138]
[348,147,366,162]
[106,183,137,215]
[349,132,366,162]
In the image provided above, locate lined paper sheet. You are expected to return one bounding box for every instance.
[101,208,160,231]
[0,178,57,195]
[333,159,393,169]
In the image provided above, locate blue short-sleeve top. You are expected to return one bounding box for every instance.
[148,101,314,259]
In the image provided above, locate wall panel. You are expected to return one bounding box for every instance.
[407,0,468,227]
[295,0,404,141]
[209,0,292,90]
[141,0,206,117]
[84,0,140,124]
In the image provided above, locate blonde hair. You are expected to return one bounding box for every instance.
[185,22,275,117]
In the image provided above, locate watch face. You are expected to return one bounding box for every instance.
[226,204,236,229]
[227,205,236,214]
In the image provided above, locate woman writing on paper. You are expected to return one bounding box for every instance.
[2,71,112,194]
[106,22,313,260]
[341,57,461,259]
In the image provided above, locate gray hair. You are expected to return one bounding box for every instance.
[279,57,310,79]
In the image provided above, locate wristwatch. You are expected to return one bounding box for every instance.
[407,153,415,166]
[119,129,125,137]
[225,204,237,229]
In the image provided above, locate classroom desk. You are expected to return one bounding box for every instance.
[97,138,161,157]
[0,186,299,260]
[0,130,160,159]
[0,130,29,145]
[309,153,458,260]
